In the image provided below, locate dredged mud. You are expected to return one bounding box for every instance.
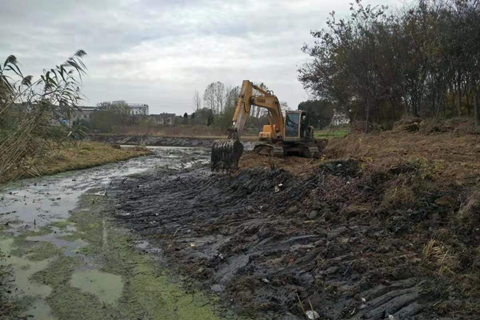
[111,156,480,320]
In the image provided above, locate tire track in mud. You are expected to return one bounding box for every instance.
[110,162,475,320]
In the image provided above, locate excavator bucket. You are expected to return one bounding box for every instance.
[211,139,244,172]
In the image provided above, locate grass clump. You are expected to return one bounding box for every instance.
[0,141,150,184]
[33,141,151,177]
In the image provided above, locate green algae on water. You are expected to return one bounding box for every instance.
[70,269,123,305]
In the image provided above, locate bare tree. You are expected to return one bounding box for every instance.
[225,86,240,110]
[204,82,226,114]
[204,83,216,113]
[253,82,270,117]
[215,82,226,113]
[280,101,291,111]
[192,91,202,111]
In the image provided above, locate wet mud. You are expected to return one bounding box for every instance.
[111,157,480,320]
[3,140,480,320]
[0,147,229,320]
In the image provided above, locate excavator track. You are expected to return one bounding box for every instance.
[254,143,283,157]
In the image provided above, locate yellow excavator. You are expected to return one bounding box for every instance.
[211,80,326,171]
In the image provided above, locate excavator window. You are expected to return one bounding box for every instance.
[285,112,300,138]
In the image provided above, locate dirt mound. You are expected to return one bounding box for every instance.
[109,143,480,319]
[393,117,423,132]
[325,131,480,184]
[419,117,480,135]
[391,117,480,135]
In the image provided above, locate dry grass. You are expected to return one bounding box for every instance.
[239,129,480,181]
[459,191,480,222]
[382,184,416,207]
[422,239,458,275]
[1,141,150,184]
[325,131,480,185]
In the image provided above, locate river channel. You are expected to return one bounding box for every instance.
[0,147,229,320]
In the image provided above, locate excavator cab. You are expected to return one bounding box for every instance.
[259,111,311,141]
[284,110,313,141]
[285,111,302,139]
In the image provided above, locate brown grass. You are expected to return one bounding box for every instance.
[422,239,458,275]
[325,131,480,184]
[382,183,416,207]
[236,130,480,189]
[1,141,151,184]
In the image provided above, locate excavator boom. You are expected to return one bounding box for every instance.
[212,80,284,171]
[230,80,284,141]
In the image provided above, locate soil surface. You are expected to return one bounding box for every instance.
[110,131,480,320]
[3,131,480,320]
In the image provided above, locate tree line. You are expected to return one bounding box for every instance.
[299,0,480,128]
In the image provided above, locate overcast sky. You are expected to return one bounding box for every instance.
[1,0,401,115]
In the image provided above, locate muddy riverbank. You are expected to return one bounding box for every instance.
[0,141,151,185]
[90,134,218,148]
[89,134,256,150]
[0,147,234,320]
[110,152,480,320]
[4,131,480,319]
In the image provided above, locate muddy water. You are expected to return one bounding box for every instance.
[0,147,208,230]
[0,147,225,320]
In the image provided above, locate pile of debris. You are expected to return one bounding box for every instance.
[392,118,423,132]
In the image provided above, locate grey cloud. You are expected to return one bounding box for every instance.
[0,0,402,114]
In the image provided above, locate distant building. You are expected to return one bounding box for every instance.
[68,104,176,127]
[70,103,149,124]
[70,106,97,125]
[330,109,350,126]
[127,103,149,115]
[148,113,176,125]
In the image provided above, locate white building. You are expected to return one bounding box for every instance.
[68,103,149,126]
[127,103,149,115]
[331,109,350,126]
[68,106,97,125]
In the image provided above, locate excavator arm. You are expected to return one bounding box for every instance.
[211,80,285,171]
[230,80,284,141]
